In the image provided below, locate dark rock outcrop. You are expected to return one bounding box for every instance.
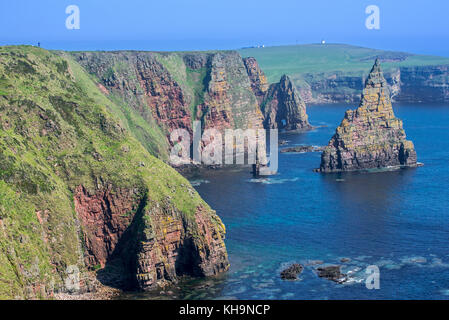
[280,263,304,280]
[318,59,418,173]
[316,265,347,283]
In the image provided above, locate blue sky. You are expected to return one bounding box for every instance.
[1,0,448,55]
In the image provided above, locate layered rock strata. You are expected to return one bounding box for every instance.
[243,57,269,104]
[318,59,418,173]
[71,51,264,153]
[261,75,312,131]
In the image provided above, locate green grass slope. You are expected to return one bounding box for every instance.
[58,51,170,160]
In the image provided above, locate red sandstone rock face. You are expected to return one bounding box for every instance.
[72,51,265,149]
[135,204,229,289]
[243,57,311,132]
[74,185,229,290]
[201,52,264,132]
[135,56,193,134]
[200,105,234,131]
[74,185,139,268]
[243,57,269,105]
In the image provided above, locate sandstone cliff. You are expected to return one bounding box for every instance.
[243,57,269,105]
[239,44,449,105]
[70,51,265,160]
[318,59,418,173]
[294,69,401,104]
[0,46,229,298]
[296,66,447,105]
[394,65,449,103]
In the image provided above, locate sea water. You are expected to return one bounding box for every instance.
[122,104,449,300]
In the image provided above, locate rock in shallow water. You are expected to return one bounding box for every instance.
[280,145,325,153]
[280,264,304,280]
[316,265,347,283]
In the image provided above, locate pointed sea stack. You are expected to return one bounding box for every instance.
[262,74,312,131]
[317,58,418,173]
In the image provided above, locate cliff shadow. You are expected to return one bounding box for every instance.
[95,193,148,291]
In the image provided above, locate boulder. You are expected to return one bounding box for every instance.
[280,263,304,280]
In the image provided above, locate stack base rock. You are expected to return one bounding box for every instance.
[318,58,418,173]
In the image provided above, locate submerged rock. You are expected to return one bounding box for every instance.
[317,58,418,173]
[316,265,347,283]
[280,264,304,280]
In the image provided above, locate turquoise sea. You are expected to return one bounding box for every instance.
[123,104,449,300]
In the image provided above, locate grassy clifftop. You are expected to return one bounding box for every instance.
[239,44,449,104]
[239,43,449,82]
[0,45,226,298]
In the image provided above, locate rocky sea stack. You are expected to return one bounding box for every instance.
[243,57,311,131]
[262,74,312,131]
[318,58,418,173]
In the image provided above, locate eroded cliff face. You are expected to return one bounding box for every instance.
[74,185,228,290]
[318,59,418,173]
[243,57,269,104]
[136,204,228,289]
[296,66,448,104]
[72,51,314,167]
[71,51,265,152]
[73,185,139,269]
[395,65,449,103]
